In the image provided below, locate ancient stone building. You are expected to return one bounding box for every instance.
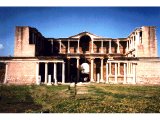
[0,26,160,85]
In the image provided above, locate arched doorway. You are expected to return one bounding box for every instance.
[79,35,91,53]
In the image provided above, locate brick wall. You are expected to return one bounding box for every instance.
[136,58,160,84]
[137,26,158,57]
[14,27,35,57]
[6,62,36,85]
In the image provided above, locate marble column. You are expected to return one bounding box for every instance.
[130,63,133,74]
[123,63,127,84]
[68,40,70,53]
[115,63,118,83]
[4,62,8,84]
[117,40,120,53]
[44,62,48,84]
[91,40,94,53]
[47,75,52,85]
[118,62,120,75]
[54,63,58,85]
[109,40,112,53]
[132,63,136,84]
[126,40,129,52]
[100,58,104,82]
[101,41,104,53]
[90,58,94,82]
[62,62,65,84]
[106,63,109,83]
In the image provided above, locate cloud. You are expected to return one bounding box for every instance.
[0,43,4,50]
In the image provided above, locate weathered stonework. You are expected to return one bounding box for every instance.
[6,62,36,85]
[0,26,159,85]
[136,58,160,84]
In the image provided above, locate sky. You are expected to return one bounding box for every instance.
[0,7,160,56]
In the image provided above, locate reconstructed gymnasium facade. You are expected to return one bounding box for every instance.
[0,26,160,85]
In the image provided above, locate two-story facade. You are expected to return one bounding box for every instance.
[0,26,160,85]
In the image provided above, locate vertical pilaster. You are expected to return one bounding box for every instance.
[62,62,65,84]
[44,62,48,84]
[100,58,104,82]
[4,62,8,84]
[54,63,58,85]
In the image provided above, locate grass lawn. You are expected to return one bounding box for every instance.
[0,83,160,113]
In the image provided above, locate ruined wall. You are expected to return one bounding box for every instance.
[136,58,160,84]
[137,26,158,57]
[14,27,35,57]
[6,62,36,85]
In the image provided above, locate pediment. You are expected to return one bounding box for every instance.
[69,31,103,39]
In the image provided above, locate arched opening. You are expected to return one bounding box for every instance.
[79,35,91,53]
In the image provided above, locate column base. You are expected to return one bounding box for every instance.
[90,79,95,82]
[100,79,105,83]
[114,82,118,84]
[54,83,58,86]
[47,83,52,86]
[105,81,109,84]
[44,82,48,85]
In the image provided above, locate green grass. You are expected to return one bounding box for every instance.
[0,84,160,113]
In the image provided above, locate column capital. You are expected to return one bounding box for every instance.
[90,58,95,60]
